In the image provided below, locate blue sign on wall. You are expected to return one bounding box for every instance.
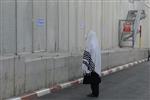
[36,18,45,26]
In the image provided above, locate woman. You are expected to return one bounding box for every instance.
[82,31,101,97]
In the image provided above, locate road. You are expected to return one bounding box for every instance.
[39,62,150,100]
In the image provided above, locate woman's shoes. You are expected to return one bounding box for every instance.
[87,93,99,98]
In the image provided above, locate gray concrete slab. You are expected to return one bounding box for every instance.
[33,0,47,52]
[53,55,69,84]
[101,52,109,70]
[14,56,25,96]
[0,57,15,99]
[0,0,16,55]
[25,59,47,92]
[39,62,150,100]
[45,57,54,87]
[68,55,82,81]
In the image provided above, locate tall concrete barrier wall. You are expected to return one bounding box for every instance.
[0,48,148,99]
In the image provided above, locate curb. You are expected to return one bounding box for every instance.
[7,58,148,100]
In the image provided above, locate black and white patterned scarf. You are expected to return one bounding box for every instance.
[82,50,95,71]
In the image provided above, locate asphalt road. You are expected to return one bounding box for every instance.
[39,62,150,100]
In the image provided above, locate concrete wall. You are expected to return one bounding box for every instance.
[0,0,150,99]
[0,48,148,99]
[0,0,150,56]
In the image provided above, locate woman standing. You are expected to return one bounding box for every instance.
[82,31,101,97]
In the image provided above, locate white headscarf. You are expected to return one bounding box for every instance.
[82,31,101,76]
